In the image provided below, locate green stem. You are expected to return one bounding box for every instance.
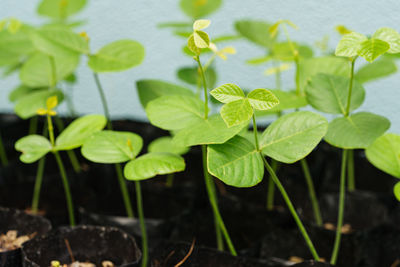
[54,151,75,226]
[115,163,134,218]
[252,114,259,151]
[134,181,148,267]
[0,132,8,167]
[347,150,355,192]
[275,62,282,90]
[202,145,237,255]
[28,116,38,135]
[195,56,209,119]
[92,72,135,218]
[266,160,278,211]
[208,174,224,251]
[345,58,356,117]
[300,158,323,226]
[262,155,320,261]
[330,149,348,265]
[31,157,46,213]
[166,173,174,187]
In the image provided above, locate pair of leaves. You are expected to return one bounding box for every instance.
[210,83,279,127]
[15,114,106,163]
[81,130,185,180]
[207,111,328,187]
[188,20,211,55]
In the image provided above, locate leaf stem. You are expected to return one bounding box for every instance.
[266,160,278,210]
[261,155,320,261]
[134,181,148,267]
[54,151,76,226]
[347,149,355,192]
[0,132,8,167]
[330,149,348,265]
[31,157,46,213]
[195,56,209,119]
[252,114,260,151]
[93,73,113,130]
[202,145,237,255]
[300,158,323,226]
[166,173,174,187]
[344,58,356,117]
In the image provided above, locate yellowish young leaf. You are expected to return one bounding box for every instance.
[46,95,58,109]
[193,19,211,31]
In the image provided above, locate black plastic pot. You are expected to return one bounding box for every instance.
[0,207,51,267]
[22,225,141,267]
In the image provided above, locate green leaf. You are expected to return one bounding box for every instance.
[372,27,400,54]
[55,114,106,150]
[299,56,350,92]
[335,32,367,57]
[246,56,272,65]
[136,79,194,108]
[193,19,211,31]
[256,90,307,116]
[88,40,145,72]
[180,0,222,19]
[325,112,390,149]
[15,135,51,163]
[30,27,89,57]
[394,182,400,201]
[187,34,201,55]
[9,85,39,103]
[173,114,247,147]
[247,89,279,110]
[177,66,217,88]
[14,89,64,119]
[193,30,210,48]
[260,111,328,163]
[37,0,87,19]
[124,152,185,181]
[210,83,244,103]
[271,42,313,61]
[0,30,34,66]
[305,73,365,115]
[208,135,263,187]
[355,57,397,83]
[366,133,400,178]
[81,131,143,164]
[220,99,253,127]
[20,52,79,87]
[235,20,275,48]
[146,95,204,130]
[357,38,390,62]
[148,136,189,155]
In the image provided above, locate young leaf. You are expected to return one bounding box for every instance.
[173,114,247,147]
[394,182,400,201]
[88,40,145,72]
[136,79,194,108]
[124,152,185,181]
[55,115,106,150]
[255,89,307,116]
[15,135,52,163]
[357,38,390,62]
[260,111,328,163]
[148,136,189,155]
[325,112,390,149]
[365,133,400,178]
[193,19,211,31]
[335,32,367,57]
[187,34,201,55]
[372,27,400,54]
[81,131,143,164]
[305,73,365,115]
[210,83,244,103]
[15,89,64,119]
[193,30,210,48]
[355,57,397,83]
[235,20,275,48]
[247,89,279,110]
[220,99,253,127]
[208,135,263,187]
[146,95,204,130]
[37,0,87,19]
[180,0,222,19]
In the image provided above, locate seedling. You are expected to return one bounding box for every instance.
[208,83,329,261]
[15,96,107,226]
[81,130,185,267]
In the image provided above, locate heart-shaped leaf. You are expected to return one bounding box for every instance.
[15,89,64,119]
[335,32,367,57]
[124,152,185,181]
[325,112,390,149]
[148,136,189,155]
[208,135,263,187]
[372,27,400,54]
[357,38,390,62]
[247,89,279,110]
[365,133,400,178]
[220,99,253,127]
[146,95,204,130]
[260,111,328,163]
[88,40,145,72]
[305,73,365,115]
[81,130,143,163]
[15,135,51,163]
[210,83,244,103]
[55,114,106,150]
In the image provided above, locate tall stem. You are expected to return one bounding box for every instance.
[0,132,8,166]
[344,58,356,117]
[347,149,355,192]
[300,159,323,226]
[202,145,237,255]
[266,160,278,210]
[54,151,76,226]
[252,114,259,151]
[195,56,209,119]
[134,181,148,267]
[92,72,134,218]
[262,156,320,261]
[31,157,46,213]
[330,149,348,265]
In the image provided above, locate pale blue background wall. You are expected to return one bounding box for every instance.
[1,0,400,132]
